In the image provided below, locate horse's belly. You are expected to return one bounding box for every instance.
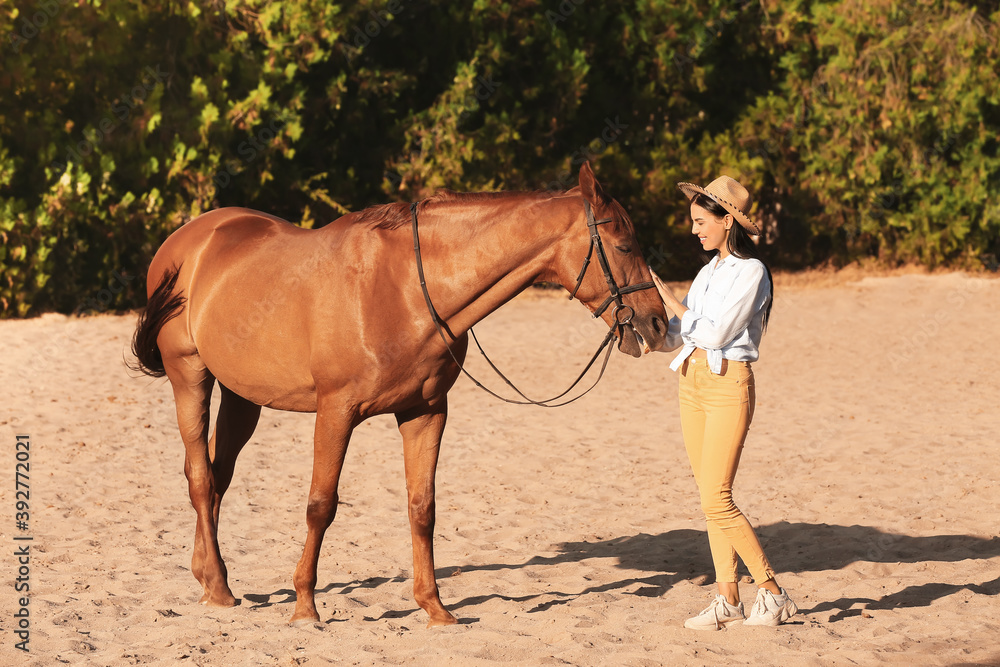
[190,283,323,412]
[235,381,318,412]
[197,336,315,410]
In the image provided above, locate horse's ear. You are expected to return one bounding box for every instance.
[578,161,607,205]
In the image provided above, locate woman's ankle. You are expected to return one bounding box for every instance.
[717,582,740,605]
[759,578,782,596]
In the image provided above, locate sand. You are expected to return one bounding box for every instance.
[1,271,998,666]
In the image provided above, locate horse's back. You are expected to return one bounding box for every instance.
[149,207,327,325]
[148,208,303,287]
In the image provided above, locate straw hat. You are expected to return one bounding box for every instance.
[677,175,760,235]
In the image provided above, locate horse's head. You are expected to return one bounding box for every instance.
[557,162,668,357]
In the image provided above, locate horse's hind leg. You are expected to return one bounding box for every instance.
[190,384,261,601]
[207,384,261,526]
[163,354,236,607]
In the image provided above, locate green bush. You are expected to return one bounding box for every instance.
[1,0,997,317]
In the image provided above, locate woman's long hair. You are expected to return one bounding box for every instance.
[692,193,773,331]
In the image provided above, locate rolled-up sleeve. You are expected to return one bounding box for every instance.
[679,262,766,350]
[657,295,687,352]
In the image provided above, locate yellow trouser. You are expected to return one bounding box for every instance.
[678,354,776,585]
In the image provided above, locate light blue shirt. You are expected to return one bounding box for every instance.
[659,254,771,374]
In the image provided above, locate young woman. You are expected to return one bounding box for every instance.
[650,175,797,630]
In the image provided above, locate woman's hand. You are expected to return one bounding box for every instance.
[649,267,688,319]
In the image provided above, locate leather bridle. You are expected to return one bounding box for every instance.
[410,198,654,407]
[568,199,654,326]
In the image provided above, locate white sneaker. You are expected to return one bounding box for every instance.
[683,594,745,631]
[744,587,798,626]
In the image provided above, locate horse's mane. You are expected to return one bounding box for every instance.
[354,188,634,234]
[429,189,552,202]
[354,201,412,231]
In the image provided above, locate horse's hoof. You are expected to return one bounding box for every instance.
[426,613,458,628]
[199,592,238,607]
[290,615,321,629]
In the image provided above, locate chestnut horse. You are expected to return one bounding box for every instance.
[130,162,668,627]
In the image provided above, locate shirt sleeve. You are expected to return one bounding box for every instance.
[657,293,688,353]
[679,261,767,350]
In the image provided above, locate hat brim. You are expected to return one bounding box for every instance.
[677,182,760,235]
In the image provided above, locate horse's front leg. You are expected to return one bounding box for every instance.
[290,399,355,626]
[396,399,457,628]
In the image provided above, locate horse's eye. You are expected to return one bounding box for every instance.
[615,245,632,254]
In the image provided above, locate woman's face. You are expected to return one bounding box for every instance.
[690,201,732,255]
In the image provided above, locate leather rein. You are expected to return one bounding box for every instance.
[410,199,654,407]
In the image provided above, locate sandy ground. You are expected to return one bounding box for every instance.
[1,271,998,666]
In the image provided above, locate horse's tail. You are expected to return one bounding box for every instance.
[128,265,186,378]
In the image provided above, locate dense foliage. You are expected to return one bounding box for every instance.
[1,0,997,316]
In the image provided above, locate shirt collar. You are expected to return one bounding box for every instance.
[717,253,746,267]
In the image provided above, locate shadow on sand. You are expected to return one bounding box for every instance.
[435,522,1000,621]
[249,523,1000,624]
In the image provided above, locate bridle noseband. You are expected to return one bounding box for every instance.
[411,198,655,407]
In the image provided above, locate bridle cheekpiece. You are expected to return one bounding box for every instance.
[567,200,654,329]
